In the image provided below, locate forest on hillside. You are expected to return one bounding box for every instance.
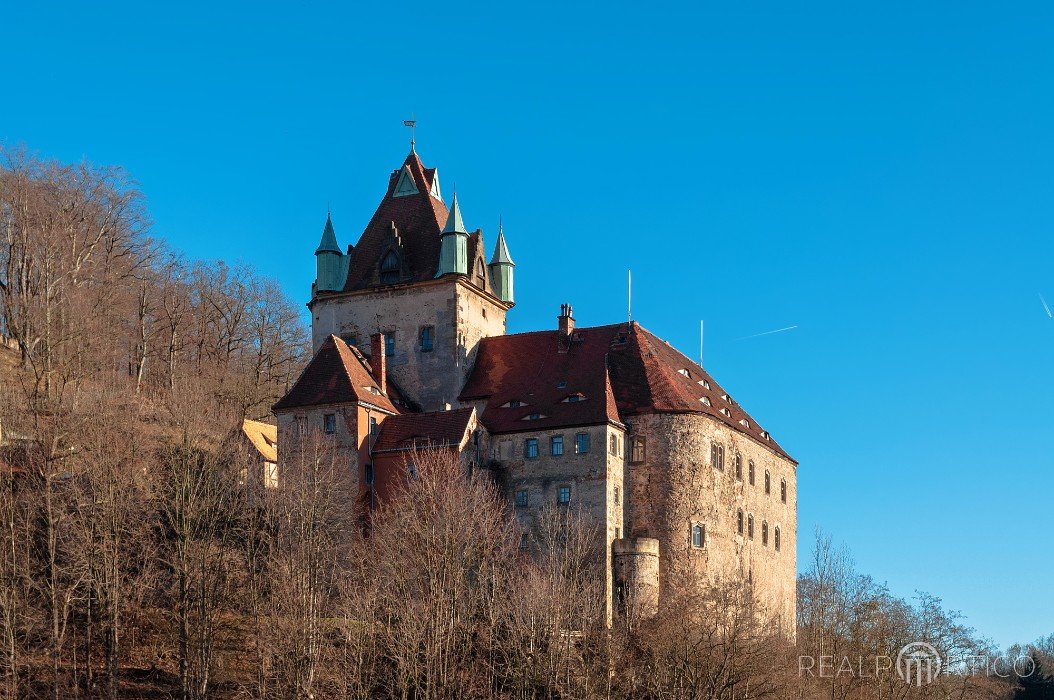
[0,147,1050,699]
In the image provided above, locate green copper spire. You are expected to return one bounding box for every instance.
[488,219,515,303]
[443,193,468,234]
[490,225,515,266]
[436,193,469,277]
[315,212,342,255]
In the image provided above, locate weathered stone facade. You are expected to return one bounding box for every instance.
[625,413,797,632]
[310,278,507,412]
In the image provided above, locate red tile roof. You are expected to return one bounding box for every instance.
[273,335,399,413]
[461,322,793,462]
[372,407,475,453]
[460,327,624,434]
[338,152,452,291]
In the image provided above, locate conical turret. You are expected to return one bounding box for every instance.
[488,221,515,304]
[315,212,347,293]
[436,193,469,277]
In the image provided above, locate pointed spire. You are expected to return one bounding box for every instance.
[490,220,515,266]
[443,193,468,234]
[315,212,341,255]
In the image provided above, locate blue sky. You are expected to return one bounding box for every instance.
[6,1,1053,649]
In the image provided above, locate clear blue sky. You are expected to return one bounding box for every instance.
[6,1,1053,650]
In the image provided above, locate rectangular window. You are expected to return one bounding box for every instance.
[323,413,336,434]
[519,533,529,549]
[631,437,645,464]
[369,416,378,437]
[575,433,590,454]
[264,462,278,489]
[614,486,620,504]
[711,442,725,471]
[550,435,564,456]
[609,434,618,456]
[295,415,306,436]
[384,332,396,357]
[558,485,571,505]
[515,489,528,507]
[692,524,705,548]
[419,326,434,352]
[524,438,539,459]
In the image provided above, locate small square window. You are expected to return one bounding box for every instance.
[575,433,590,454]
[524,438,539,459]
[550,435,564,456]
[323,413,336,434]
[419,326,434,352]
[515,489,528,507]
[558,486,571,504]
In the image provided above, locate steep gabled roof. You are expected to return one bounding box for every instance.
[273,335,399,413]
[372,407,475,453]
[340,152,450,291]
[461,322,793,461]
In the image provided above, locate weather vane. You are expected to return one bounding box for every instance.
[403,115,417,152]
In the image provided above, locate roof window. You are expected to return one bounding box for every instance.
[678,368,691,378]
[522,413,547,421]
[720,407,731,417]
[562,393,586,403]
[502,400,528,408]
[699,379,711,390]
[739,419,750,428]
[700,397,712,407]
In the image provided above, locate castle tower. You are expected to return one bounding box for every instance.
[308,149,514,412]
[488,223,515,304]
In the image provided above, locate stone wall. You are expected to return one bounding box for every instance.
[491,422,627,621]
[310,279,507,412]
[625,413,797,634]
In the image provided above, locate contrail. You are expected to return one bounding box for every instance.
[1040,293,1052,319]
[734,325,798,341]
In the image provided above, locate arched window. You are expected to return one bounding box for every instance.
[734,453,742,481]
[774,526,781,552]
[476,259,486,288]
[762,521,769,546]
[781,479,787,503]
[691,523,705,549]
[747,515,754,540]
[711,442,725,471]
[764,470,771,495]
[737,509,744,536]
[748,460,755,486]
[380,251,400,284]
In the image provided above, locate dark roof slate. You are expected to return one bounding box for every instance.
[372,408,474,452]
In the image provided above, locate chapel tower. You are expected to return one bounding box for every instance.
[308,148,515,412]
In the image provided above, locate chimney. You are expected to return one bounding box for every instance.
[369,333,387,395]
[558,303,575,337]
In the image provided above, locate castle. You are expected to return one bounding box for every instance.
[272,145,797,630]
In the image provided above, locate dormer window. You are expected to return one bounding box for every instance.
[502,400,527,409]
[699,397,712,407]
[678,368,691,378]
[720,407,731,417]
[522,413,546,421]
[699,379,711,390]
[380,251,400,284]
[562,393,586,403]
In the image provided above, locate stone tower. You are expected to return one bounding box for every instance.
[308,149,515,412]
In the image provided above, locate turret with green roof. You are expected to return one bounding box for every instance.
[488,222,515,304]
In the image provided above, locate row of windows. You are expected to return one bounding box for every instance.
[524,433,591,458]
[712,444,789,503]
[690,517,783,551]
[516,486,572,507]
[340,326,436,355]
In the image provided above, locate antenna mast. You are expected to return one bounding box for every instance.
[700,320,704,367]
[627,269,632,323]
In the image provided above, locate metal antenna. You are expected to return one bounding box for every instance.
[700,320,704,367]
[627,269,632,323]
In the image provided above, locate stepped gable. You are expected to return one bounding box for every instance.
[341,151,449,291]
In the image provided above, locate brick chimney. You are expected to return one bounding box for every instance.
[369,333,387,395]
[558,303,575,337]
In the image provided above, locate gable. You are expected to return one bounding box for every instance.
[393,165,419,197]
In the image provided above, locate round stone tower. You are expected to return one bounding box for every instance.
[613,537,660,620]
